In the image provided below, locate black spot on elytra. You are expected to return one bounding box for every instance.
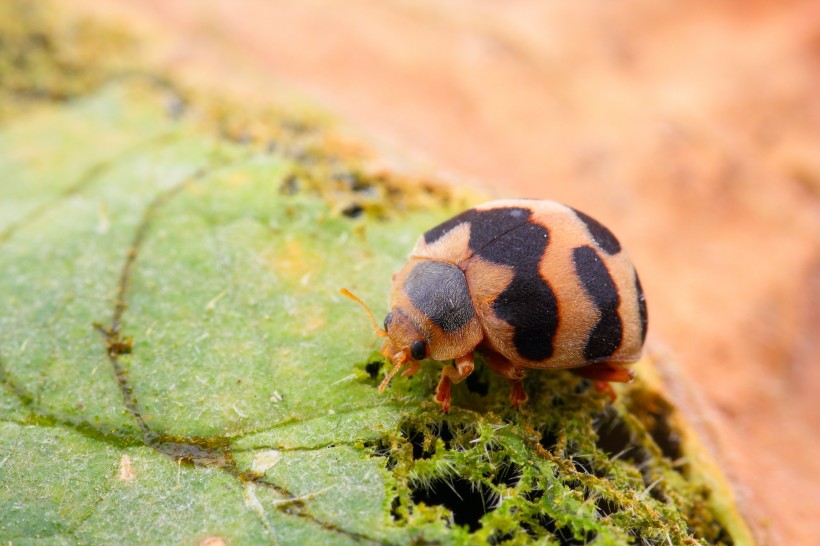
[471,219,543,266]
[635,270,648,344]
[573,245,623,361]
[571,208,621,255]
[493,275,558,361]
[423,209,479,244]
[466,207,532,254]
[423,206,533,249]
[404,261,475,333]
[475,214,558,362]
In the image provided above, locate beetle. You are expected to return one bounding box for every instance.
[342,199,647,412]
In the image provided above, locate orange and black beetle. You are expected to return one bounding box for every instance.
[343,199,647,411]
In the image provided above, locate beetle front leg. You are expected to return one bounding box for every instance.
[400,360,421,378]
[434,353,475,413]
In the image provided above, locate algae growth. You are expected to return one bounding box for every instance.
[0,3,751,545]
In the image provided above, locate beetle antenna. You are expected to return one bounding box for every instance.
[339,288,388,338]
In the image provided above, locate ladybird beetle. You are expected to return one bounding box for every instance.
[342,199,647,411]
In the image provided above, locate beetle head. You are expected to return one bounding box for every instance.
[379,309,428,391]
[340,288,426,391]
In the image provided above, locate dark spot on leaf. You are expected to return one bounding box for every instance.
[433,420,479,451]
[488,531,515,545]
[409,475,494,532]
[334,171,372,193]
[571,456,594,475]
[403,426,431,460]
[390,495,402,521]
[491,457,521,489]
[644,472,669,503]
[538,428,559,452]
[147,434,232,468]
[107,336,133,356]
[594,408,651,467]
[341,202,364,218]
[364,360,383,382]
[625,388,685,466]
[533,514,597,546]
[394,420,479,460]
[433,421,455,448]
[646,405,683,464]
[595,496,619,518]
[280,175,299,195]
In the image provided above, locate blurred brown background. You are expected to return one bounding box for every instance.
[70,1,819,544]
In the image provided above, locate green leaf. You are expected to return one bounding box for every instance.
[0,82,438,544]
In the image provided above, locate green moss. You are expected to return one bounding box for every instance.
[0,2,752,544]
[366,361,737,545]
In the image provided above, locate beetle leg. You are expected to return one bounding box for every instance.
[401,360,421,378]
[378,351,408,393]
[571,363,634,382]
[570,363,635,402]
[483,351,528,408]
[434,353,475,413]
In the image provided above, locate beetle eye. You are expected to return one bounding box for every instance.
[383,312,393,332]
[410,340,426,360]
